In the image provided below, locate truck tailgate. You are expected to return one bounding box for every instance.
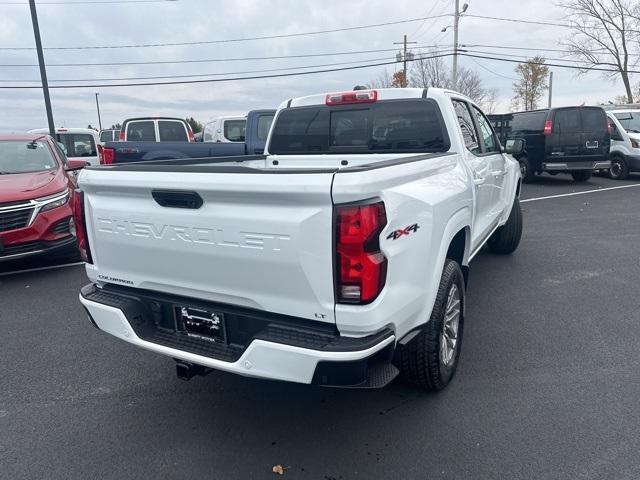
[80,169,336,323]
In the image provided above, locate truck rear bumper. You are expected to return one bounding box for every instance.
[542,160,611,171]
[79,284,396,386]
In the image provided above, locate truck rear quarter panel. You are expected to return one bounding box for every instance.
[331,153,472,339]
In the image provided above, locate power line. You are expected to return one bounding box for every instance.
[0,52,457,89]
[0,14,452,51]
[0,51,453,82]
[0,44,452,67]
[466,56,518,81]
[463,14,569,28]
[460,52,637,73]
[1,49,635,90]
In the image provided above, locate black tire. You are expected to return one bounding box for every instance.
[571,171,592,182]
[397,259,465,391]
[518,156,536,183]
[488,197,523,254]
[609,156,629,180]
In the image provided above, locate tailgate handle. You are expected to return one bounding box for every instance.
[152,190,203,209]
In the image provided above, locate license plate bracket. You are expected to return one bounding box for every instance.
[586,140,599,149]
[175,305,226,343]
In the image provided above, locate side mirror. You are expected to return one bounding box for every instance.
[505,138,525,156]
[66,159,89,171]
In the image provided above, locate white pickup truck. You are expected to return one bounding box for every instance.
[77,88,523,391]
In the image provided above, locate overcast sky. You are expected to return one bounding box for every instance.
[0,0,633,132]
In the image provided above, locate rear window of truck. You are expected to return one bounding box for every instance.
[554,109,582,133]
[511,111,547,131]
[581,108,606,132]
[126,121,156,141]
[223,120,246,142]
[56,133,97,157]
[269,99,449,154]
[158,121,188,142]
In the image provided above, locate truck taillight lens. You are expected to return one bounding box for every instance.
[100,147,115,165]
[72,190,93,264]
[335,201,387,304]
[119,130,125,141]
[326,90,377,105]
[543,120,553,136]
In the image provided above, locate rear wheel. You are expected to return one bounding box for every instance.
[518,157,536,183]
[609,156,629,180]
[571,171,592,182]
[397,259,465,391]
[488,197,523,254]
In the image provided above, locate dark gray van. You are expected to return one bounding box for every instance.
[507,107,611,182]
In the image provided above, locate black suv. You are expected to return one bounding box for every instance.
[506,107,611,182]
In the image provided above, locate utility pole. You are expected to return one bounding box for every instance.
[452,0,460,90]
[394,34,417,87]
[548,71,553,108]
[28,0,55,137]
[95,93,102,131]
[449,1,468,91]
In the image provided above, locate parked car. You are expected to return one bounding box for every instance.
[118,117,195,142]
[99,110,275,164]
[29,127,100,166]
[605,109,640,179]
[506,106,611,182]
[77,88,523,391]
[0,134,87,265]
[202,116,247,143]
[99,129,120,144]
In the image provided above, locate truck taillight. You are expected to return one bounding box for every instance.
[335,201,387,304]
[100,147,115,165]
[543,120,553,136]
[326,90,377,106]
[187,126,195,142]
[72,190,93,264]
[119,130,125,141]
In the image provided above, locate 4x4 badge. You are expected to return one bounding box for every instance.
[387,223,420,240]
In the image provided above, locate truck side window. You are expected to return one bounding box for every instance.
[471,106,499,153]
[257,115,274,141]
[452,100,480,154]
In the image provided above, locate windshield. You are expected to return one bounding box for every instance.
[613,111,640,133]
[269,99,450,154]
[0,140,57,174]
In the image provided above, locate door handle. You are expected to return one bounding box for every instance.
[492,170,506,177]
[473,177,485,186]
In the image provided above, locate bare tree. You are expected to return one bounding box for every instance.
[561,0,639,103]
[369,68,394,88]
[409,52,449,88]
[456,67,488,105]
[512,57,550,111]
[480,88,500,114]
[407,54,491,106]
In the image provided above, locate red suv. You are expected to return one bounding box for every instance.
[0,134,87,265]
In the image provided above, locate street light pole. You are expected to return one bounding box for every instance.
[28,0,55,138]
[95,93,102,131]
[452,0,460,90]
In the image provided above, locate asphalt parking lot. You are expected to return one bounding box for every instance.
[2,173,640,479]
